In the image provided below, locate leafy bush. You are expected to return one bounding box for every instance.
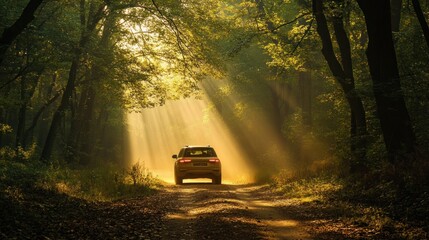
[271,172,342,200]
[40,162,161,201]
[0,157,161,202]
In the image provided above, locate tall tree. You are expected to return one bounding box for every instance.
[40,1,107,162]
[356,0,416,163]
[312,0,367,171]
[70,6,117,164]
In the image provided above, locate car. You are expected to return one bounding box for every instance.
[172,145,222,185]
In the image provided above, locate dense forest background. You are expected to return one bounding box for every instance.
[1,0,429,188]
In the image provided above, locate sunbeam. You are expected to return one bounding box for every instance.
[126,93,256,184]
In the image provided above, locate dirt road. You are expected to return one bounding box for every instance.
[160,183,312,240]
[8,181,415,239]
[2,183,313,239]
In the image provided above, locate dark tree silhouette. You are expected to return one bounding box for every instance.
[312,0,368,171]
[0,0,44,65]
[40,2,107,162]
[356,0,416,163]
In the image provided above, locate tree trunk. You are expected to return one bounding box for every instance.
[312,0,368,171]
[36,73,57,146]
[15,69,42,150]
[39,1,106,163]
[390,0,403,32]
[298,71,312,128]
[66,69,90,163]
[76,9,116,164]
[40,57,80,162]
[0,0,44,65]
[78,86,96,164]
[24,91,61,145]
[15,77,27,150]
[412,0,429,49]
[331,12,368,163]
[356,0,416,163]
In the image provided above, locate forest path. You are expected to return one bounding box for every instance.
[2,182,316,239]
[160,183,312,239]
[5,180,407,239]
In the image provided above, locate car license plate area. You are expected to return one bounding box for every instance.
[193,162,207,167]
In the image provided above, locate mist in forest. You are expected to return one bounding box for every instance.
[127,101,247,183]
[126,77,306,184]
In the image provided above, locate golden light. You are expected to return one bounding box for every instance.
[126,89,256,184]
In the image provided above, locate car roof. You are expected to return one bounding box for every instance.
[182,145,213,149]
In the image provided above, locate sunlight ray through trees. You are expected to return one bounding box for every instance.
[126,92,256,184]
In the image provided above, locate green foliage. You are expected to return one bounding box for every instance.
[0,123,12,134]
[0,144,37,161]
[127,161,157,187]
[41,165,160,201]
[271,171,429,239]
[0,159,43,190]
[271,173,342,200]
[1,0,236,164]
[0,158,161,202]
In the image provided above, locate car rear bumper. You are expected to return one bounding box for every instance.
[176,169,221,179]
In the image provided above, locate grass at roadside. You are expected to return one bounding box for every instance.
[0,159,162,202]
[0,159,165,239]
[270,171,429,239]
[41,162,162,201]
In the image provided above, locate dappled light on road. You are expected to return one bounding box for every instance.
[162,184,312,239]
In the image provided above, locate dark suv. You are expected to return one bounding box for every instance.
[172,146,222,184]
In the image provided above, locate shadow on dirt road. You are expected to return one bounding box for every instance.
[161,183,312,240]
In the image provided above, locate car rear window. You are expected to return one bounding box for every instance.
[184,148,217,157]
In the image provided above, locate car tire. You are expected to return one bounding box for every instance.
[175,176,183,185]
[213,175,222,185]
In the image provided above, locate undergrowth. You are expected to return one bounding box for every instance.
[0,159,162,202]
[271,170,342,201]
[270,169,429,239]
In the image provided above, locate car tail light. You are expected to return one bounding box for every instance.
[209,158,220,163]
[179,159,192,163]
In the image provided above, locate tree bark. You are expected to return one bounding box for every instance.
[390,0,403,32]
[331,11,368,156]
[0,0,44,65]
[312,0,368,171]
[412,0,429,49]
[356,0,416,163]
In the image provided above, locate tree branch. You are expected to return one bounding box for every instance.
[0,0,45,65]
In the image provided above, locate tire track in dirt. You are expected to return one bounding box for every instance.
[160,186,197,239]
[160,184,312,240]
[235,185,312,240]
